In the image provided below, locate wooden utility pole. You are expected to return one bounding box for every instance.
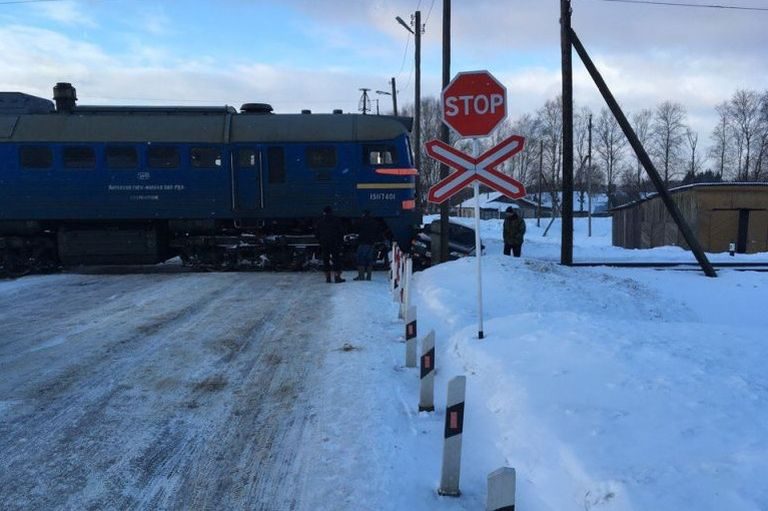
[569,29,717,277]
[560,0,574,265]
[414,10,423,215]
[439,0,451,262]
[391,77,398,116]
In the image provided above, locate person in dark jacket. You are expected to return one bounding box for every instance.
[503,206,526,257]
[354,210,379,281]
[315,206,345,283]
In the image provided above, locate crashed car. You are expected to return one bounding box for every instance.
[410,219,484,269]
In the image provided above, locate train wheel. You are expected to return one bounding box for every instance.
[1,252,31,278]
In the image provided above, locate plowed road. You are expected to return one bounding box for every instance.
[0,270,414,510]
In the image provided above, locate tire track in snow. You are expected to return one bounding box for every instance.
[0,272,336,510]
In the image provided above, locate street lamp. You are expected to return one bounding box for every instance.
[376,86,398,116]
[396,16,413,34]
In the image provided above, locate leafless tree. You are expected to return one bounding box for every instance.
[402,97,452,213]
[629,109,653,194]
[727,89,764,181]
[651,101,688,187]
[756,91,768,181]
[503,113,542,188]
[595,107,627,207]
[574,106,594,212]
[536,96,563,206]
[685,127,703,176]
[709,102,733,179]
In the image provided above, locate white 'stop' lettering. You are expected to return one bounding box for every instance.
[444,94,504,116]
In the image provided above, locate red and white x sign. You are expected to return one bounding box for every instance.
[426,135,527,204]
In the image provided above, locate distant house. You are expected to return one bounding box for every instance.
[611,183,768,254]
[455,191,607,219]
[455,192,543,219]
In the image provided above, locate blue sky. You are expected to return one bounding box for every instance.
[1,0,766,138]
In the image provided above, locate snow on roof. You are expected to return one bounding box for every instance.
[457,190,609,213]
[456,191,519,210]
[610,182,768,212]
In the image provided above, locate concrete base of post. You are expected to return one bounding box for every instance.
[487,467,516,511]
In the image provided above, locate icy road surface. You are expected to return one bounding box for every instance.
[0,270,456,511]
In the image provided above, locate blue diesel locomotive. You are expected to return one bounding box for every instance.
[0,83,419,275]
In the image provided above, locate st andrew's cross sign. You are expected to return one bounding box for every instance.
[426,135,527,204]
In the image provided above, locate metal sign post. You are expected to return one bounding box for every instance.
[426,70,529,340]
[471,138,484,339]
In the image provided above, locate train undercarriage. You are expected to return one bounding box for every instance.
[0,219,393,278]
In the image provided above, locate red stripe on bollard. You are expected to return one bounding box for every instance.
[406,320,417,340]
[444,401,465,439]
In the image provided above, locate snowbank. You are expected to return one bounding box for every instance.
[412,217,768,510]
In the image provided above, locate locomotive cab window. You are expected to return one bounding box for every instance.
[19,146,53,169]
[63,146,96,169]
[148,146,179,169]
[365,145,397,166]
[106,146,138,169]
[306,147,336,169]
[191,147,222,168]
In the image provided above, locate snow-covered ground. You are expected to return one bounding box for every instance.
[1,218,766,510]
[413,216,768,510]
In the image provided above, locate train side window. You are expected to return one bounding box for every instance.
[268,147,285,183]
[238,148,257,167]
[148,146,179,169]
[191,147,222,168]
[365,145,397,166]
[306,146,336,169]
[63,146,96,169]
[106,146,138,169]
[19,146,52,169]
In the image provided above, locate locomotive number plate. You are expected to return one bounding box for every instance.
[369,192,396,201]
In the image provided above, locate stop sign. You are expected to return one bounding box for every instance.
[441,70,507,138]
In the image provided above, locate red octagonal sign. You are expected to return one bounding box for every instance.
[442,70,507,138]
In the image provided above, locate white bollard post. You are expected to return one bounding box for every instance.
[439,376,466,497]
[392,245,402,303]
[389,243,398,291]
[405,305,417,368]
[419,329,435,412]
[401,256,413,320]
[487,467,516,511]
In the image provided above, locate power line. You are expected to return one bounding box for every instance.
[597,0,768,11]
[396,33,411,78]
[0,0,70,4]
[424,0,437,25]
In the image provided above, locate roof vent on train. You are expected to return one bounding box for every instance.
[301,109,311,114]
[0,92,55,114]
[53,82,77,113]
[333,109,343,114]
[240,103,274,114]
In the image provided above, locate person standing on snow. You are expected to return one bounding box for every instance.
[315,206,345,283]
[503,206,526,257]
[354,209,379,281]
